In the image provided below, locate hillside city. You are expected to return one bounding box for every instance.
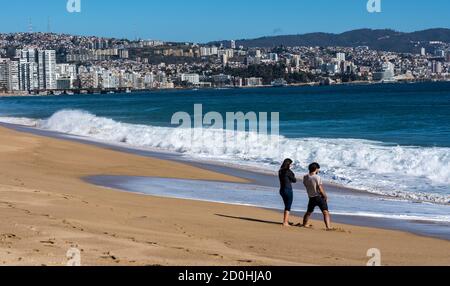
[0,32,449,95]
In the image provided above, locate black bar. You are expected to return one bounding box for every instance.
[0,267,447,285]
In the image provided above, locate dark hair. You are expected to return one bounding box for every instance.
[280,159,293,171]
[308,162,321,173]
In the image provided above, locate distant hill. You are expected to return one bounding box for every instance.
[210,28,450,53]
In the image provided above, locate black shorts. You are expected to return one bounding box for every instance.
[307,196,329,213]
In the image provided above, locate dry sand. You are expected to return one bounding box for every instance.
[0,126,449,266]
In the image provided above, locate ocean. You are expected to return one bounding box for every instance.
[0,82,449,218]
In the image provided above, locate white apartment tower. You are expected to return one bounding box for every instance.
[230,40,236,49]
[421,47,426,56]
[0,58,7,90]
[0,58,20,91]
[336,52,346,62]
[17,48,57,91]
[39,50,57,90]
[8,60,20,91]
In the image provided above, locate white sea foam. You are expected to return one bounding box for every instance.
[0,116,39,126]
[1,109,449,204]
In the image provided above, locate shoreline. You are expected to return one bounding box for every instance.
[2,121,449,240]
[1,80,450,97]
[0,123,449,265]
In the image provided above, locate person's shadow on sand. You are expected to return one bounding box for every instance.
[215,214,345,232]
[215,214,284,226]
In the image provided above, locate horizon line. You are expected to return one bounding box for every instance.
[1,27,449,44]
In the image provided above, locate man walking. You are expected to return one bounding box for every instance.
[302,163,333,230]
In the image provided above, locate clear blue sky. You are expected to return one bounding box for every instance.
[1,0,449,42]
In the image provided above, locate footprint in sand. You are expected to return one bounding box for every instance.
[326,227,348,233]
[62,220,85,232]
[40,239,56,246]
[237,259,253,263]
[101,252,120,263]
[209,253,224,259]
[0,233,21,245]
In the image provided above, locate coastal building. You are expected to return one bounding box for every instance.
[218,49,234,59]
[56,78,71,90]
[99,70,119,89]
[78,72,99,89]
[421,47,426,56]
[18,62,38,91]
[322,62,340,75]
[230,40,236,49]
[200,47,208,57]
[140,40,164,47]
[39,50,57,90]
[293,55,301,68]
[245,55,261,66]
[0,58,8,91]
[18,49,38,91]
[180,73,200,85]
[200,46,219,57]
[269,53,279,62]
[434,49,445,58]
[212,74,231,86]
[16,48,57,91]
[313,57,323,69]
[336,52,346,62]
[56,64,77,89]
[222,54,228,67]
[245,77,263,87]
[90,38,110,50]
[340,60,357,74]
[119,49,129,59]
[158,81,174,89]
[271,78,287,87]
[373,62,396,82]
[144,73,155,89]
[233,77,243,87]
[431,61,443,74]
[7,60,20,91]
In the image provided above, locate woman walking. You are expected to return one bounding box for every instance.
[278,159,297,227]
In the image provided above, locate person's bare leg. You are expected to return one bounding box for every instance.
[303,212,312,227]
[323,211,332,230]
[283,211,290,227]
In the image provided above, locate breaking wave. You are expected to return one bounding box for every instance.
[1,109,449,204]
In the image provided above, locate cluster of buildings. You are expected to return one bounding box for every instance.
[1,32,450,94]
[0,49,57,92]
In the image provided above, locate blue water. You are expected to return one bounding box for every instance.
[1,83,450,146]
[0,82,449,205]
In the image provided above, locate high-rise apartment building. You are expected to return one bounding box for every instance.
[16,48,57,91]
[0,58,8,90]
[0,58,20,91]
[40,50,57,90]
[431,61,443,74]
[420,47,426,56]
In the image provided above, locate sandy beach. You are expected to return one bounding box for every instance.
[0,125,449,266]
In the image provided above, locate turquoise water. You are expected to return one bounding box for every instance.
[0,82,449,204]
